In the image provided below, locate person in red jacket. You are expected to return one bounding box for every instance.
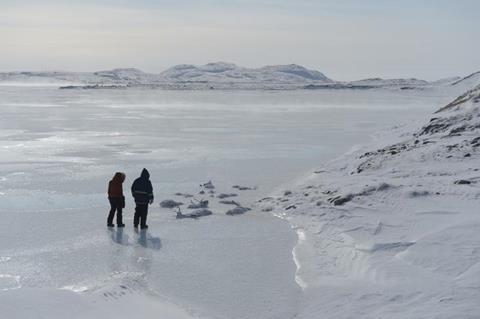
[107,172,126,227]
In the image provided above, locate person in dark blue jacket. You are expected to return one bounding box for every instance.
[131,168,154,229]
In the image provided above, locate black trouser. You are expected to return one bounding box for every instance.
[108,198,123,226]
[134,203,148,228]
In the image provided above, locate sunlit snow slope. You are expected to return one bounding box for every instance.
[259,85,480,318]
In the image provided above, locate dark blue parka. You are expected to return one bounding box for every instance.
[131,168,154,205]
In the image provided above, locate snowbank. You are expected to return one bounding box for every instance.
[258,85,480,318]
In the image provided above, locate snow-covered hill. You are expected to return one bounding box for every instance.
[0,63,332,89]
[350,77,429,87]
[0,71,86,86]
[258,85,480,318]
[451,71,480,90]
[92,68,160,85]
[159,62,332,88]
[1,64,478,91]
[430,76,462,86]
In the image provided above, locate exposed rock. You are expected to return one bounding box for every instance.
[202,180,215,189]
[174,192,194,198]
[329,194,355,206]
[226,207,251,216]
[232,185,257,191]
[187,199,209,209]
[159,199,183,208]
[217,193,238,199]
[408,190,430,198]
[454,180,472,185]
[219,200,240,206]
[177,209,212,219]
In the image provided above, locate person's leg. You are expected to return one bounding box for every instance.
[107,199,116,226]
[144,205,148,227]
[140,204,148,229]
[116,205,124,227]
[133,204,140,228]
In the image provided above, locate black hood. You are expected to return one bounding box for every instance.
[140,168,150,179]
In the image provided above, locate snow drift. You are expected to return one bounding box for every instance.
[259,84,480,318]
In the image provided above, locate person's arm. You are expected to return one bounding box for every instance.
[120,184,125,208]
[107,181,112,198]
[131,180,136,198]
[148,181,154,204]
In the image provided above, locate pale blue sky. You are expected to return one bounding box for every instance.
[0,0,478,80]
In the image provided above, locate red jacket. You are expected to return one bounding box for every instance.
[108,173,125,198]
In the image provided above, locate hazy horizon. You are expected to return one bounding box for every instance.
[1,0,479,81]
[1,61,478,83]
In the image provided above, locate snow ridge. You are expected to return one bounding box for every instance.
[451,71,480,87]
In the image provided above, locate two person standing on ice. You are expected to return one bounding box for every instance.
[107,168,154,230]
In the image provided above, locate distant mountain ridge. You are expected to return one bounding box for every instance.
[159,62,331,84]
[0,63,478,90]
[0,62,332,89]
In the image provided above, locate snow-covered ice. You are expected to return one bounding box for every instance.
[0,84,472,318]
